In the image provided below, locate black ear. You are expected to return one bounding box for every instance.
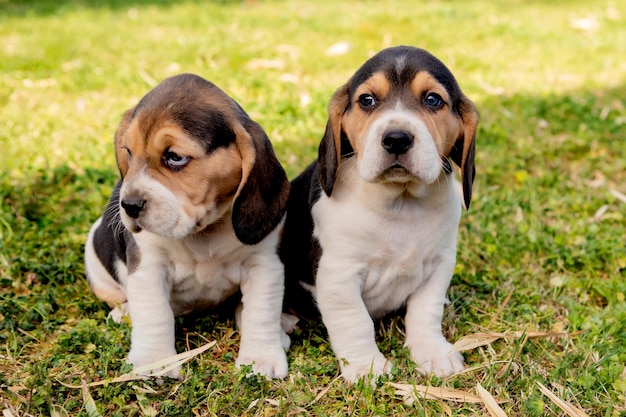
[318,84,351,197]
[449,95,478,209]
[232,120,290,245]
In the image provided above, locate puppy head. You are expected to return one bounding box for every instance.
[113,73,289,244]
[319,46,478,208]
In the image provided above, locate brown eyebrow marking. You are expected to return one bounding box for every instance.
[411,71,451,104]
[355,71,391,102]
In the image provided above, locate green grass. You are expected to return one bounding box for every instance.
[1,0,625,415]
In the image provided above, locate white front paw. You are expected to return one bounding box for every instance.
[236,344,288,379]
[339,352,391,383]
[127,348,182,379]
[280,330,291,351]
[108,302,129,323]
[408,339,464,377]
[281,313,299,334]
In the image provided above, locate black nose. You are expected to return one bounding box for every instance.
[121,198,146,219]
[382,130,414,155]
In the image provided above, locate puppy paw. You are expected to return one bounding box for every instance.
[278,313,298,350]
[280,330,291,351]
[127,349,182,379]
[408,339,464,377]
[108,302,129,323]
[280,313,299,334]
[236,345,288,379]
[339,352,391,383]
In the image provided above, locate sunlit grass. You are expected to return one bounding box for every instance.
[1,0,625,415]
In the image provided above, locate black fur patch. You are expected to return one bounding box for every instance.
[280,162,323,319]
[231,118,290,245]
[131,74,238,154]
[93,181,137,281]
[349,46,465,115]
[173,107,236,153]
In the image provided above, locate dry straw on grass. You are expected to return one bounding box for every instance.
[58,340,216,389]
[452,330,578,352]
[537,381,590,417]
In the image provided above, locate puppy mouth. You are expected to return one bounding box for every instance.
[120,213,143,233]
[380,164,415,182]
[125,219,143,234]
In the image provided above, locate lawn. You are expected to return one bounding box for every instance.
[1,0,625,415]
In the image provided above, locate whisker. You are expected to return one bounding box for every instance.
[100,187,127,237]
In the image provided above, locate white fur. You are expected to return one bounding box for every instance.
[119,169,227,239]
[359,107,442,184]
[86,175,289,379]
[311,154,464,381]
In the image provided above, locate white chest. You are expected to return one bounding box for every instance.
[134,225,259,314]
[311,177,461,317]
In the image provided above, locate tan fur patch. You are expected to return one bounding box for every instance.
[340,69,465,164]
[410,71,450,103]
[410,72,463,158]
[118,119,243,229]
[360,72,390,101]
[114,108,135,177]
[342,72,392,158]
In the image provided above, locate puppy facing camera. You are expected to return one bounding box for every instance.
[281,46,478,382]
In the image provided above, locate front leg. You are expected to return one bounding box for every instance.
[236,252,288,379]
[126,262,181,379]
[316,262,391,382]
[404,256,464,377]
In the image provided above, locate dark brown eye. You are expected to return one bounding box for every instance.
[358,94,376,109]
[423,93,444,109]
[163,150,190,171]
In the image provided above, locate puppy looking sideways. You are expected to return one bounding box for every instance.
[84,74,290,379]
[281,46,478,382]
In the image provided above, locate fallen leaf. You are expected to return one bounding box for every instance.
[81,380,103,417]
[610,187,626,204]
[452,333,502,352]
[134,387,158,417]
[59,341,216,389]
[389,382,507,405]
[453,330,577,352]
[326,41,351,56]
[477,383,508,417]
[537,382,589,417]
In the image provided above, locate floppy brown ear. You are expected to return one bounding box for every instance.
[318,83,350,196]
[113,107,135,178]
[449,96,478,209]
[232,119,290,245]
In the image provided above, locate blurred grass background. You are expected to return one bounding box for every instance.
[1,0,625,415]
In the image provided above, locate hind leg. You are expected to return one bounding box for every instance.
[84,217,127,320]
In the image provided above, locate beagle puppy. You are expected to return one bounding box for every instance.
[84,74,290,379]
[281,46,478,382]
